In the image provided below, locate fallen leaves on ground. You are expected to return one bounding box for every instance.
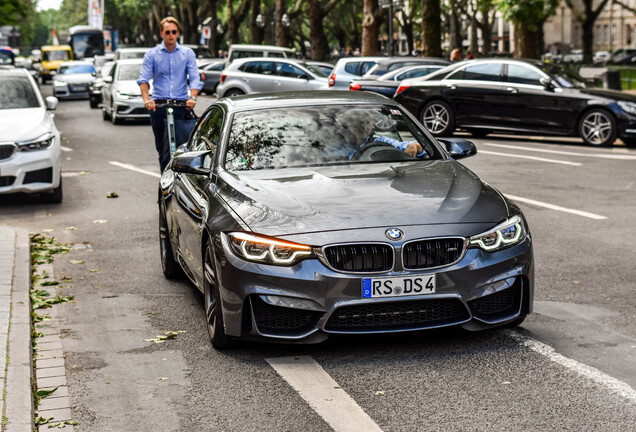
[144,330,186,344]
[107,192,119,198]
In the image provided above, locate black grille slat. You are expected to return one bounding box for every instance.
[0,176,16,187]
[324,244,393,272]
[0,144,16,160]
[251,296,322,336]
[325,299,470,332]
[403,238,464,270]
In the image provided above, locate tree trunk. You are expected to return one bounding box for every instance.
[421,0,442,57]
[516,23,540,59]
[361,0,379,56]
[307,0,329,60]
[469,16,478,55]
[582,17,595,63]
[449,4,461,50]
[275,0,289,47]
[250,0,264,44]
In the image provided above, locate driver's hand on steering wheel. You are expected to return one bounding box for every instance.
[405,142,423,157]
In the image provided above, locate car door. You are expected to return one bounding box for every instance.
[239,60,276,93]
[442,62,508,127]
[503,62,578,133]
[272,61,314,91]
[173,107,223,284]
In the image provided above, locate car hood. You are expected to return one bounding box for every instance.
[114,80,144,95]
[0,108,54,142]
[217,160,509,235]
[577,88,636,102]
[55,73,94,84]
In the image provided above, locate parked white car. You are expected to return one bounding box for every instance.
[0,68,62,203]
[216,57,328,97]
[102,59,151,125]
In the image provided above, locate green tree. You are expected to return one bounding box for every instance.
[497,0,558,59]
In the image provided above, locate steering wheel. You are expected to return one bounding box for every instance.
[350,142,414,162]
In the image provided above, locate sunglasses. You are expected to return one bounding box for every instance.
[164,30,178,35]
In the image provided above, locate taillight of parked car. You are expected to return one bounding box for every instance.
[328,73,335,87]
[220,73,227,84]
[394,84,410,97]
[349,82,361,91]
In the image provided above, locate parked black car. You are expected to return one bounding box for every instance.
[349,64,445,97]
[395,58,636,147]
[88,60,114,108]
[159,91,534,348]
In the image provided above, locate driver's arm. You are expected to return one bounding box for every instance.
[373,135,425,157]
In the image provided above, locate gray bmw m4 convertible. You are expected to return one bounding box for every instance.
[159,91,534,348]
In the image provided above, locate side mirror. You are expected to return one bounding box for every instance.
[104,76,113,83]
[45,96,58,110]
[540,77,555,90]
[437,138,477,159]
[171,150,211,175]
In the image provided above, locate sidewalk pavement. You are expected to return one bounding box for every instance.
[0,225,35,431]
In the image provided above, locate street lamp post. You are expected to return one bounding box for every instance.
[380,0,404,57]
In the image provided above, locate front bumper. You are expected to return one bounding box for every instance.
[0,141,61,195]
[213,232,534,343]
[114,97,149,119]
[54,83,90,99]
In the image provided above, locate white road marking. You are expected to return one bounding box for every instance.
[479,150,582,166]
[505,194,607,220]
[60,146,73,152]
[109,161,161,178]
[505,330,636,403]
[267,356,384,432]
[483,142,636,160]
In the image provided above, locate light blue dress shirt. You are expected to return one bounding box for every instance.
[137,41,203,100]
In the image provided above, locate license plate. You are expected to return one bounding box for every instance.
[362,274,436,298]
[71,85,86,91]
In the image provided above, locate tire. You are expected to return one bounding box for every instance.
[159,200,182,279]
[102,106,110,121]
[579,109,617,147]
[111,103,121,125]
[420,100,455,136]
[468,129,491,138]
[203,240,232,348]
[89,97,98,108]
[40,177,63,204]
[224,89,244,98]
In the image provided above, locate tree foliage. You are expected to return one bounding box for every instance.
[496,0,558,58]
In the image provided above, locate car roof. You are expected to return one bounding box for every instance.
[219,90,395,112]
[59,61,93,66]
[41,45,72,51]
[115,58,144,64]
[0,67,30,77]
[229,44,295,52]
[116,47,151,51]
[374,57,450,65]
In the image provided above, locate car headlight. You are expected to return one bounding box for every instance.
[617,101,636,116]
[18,133,55,152]
[469,215,526,252]
[116,91,140,99]
[228,232,313,266]
[53,80,67,87]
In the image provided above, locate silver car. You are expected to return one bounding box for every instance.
[53,61,96,99]
[216,57,328,97]
[102,59,150,125]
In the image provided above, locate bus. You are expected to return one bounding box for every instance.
[67,26,104,59]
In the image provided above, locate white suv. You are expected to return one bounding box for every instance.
[216,57,328,97]
[0,68,62,202]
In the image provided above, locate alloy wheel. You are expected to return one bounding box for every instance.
[422,103,450,135]
[581,111,614,146]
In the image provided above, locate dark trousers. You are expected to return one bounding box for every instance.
[149,107,188,172]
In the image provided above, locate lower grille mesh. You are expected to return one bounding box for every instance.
[468,279,522,320]
[251,296,321,336]
[325,298,469,332]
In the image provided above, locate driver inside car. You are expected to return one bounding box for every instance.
[342,109,425,158]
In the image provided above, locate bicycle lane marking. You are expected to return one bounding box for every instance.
[266,356,384,432]
[482,142,636,160]
[504,194,607,220]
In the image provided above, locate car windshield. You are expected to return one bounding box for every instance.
[120,51,146,60]
[59,64,95,74]
[43,50,70,61]
[0,76,40,109]
[541,65,590,88]
[0,51,13,65]
[300,63,327,77]
[225,105,440,171]
[118,64,142,81]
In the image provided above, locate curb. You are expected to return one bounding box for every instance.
[4,226,34,432]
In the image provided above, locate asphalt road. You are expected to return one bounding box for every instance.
[2,87,635,431]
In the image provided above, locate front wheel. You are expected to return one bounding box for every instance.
[111,103,121,125]
[420,101,455,136]
[40,177,63,204]
[579,109,616,147]
[204,241,232,349]
[102,106,110,121]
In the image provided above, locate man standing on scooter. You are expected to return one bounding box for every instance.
[138,16,202,172]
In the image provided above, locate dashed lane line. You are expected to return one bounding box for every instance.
[505,330,636,404]
[267,356,384,432]
[505,194,607,220]
[483,142,636,160]
[479,150,582,166]
[109,161,161,178]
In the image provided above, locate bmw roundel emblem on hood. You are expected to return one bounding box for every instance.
[385,228,403,241]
